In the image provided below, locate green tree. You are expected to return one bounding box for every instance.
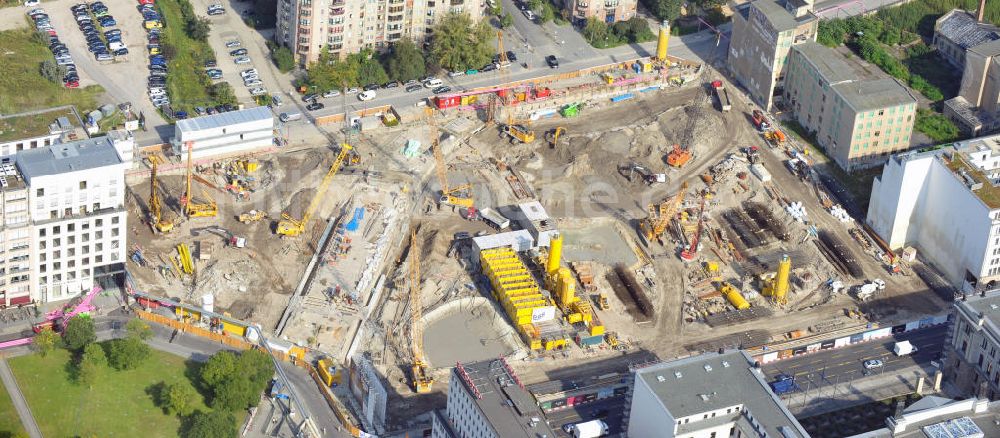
[209,82,237,106]
[200,349,273,411]
[430,13,494,72]
[77,343,106,388]
[158,381,199,416]
[539,2,555,24]
[915,108,961,143]
[126,318,154,341]
[386,39,426,82]
[640,0,682,22]
[270,43,295,73]
[82,343,107,367]
[499,12,514,29]
[107,337,150,370]
[353,51,389,86]
[187,17,212,42]
[185,410,237,438]
[39,60,66,83]
[307,47,359,91]
[62,316,96,352]
[33,327,59,357]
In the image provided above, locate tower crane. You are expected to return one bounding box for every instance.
[486,31,511,125]
[409,228,433,393]
[182,142,217,218]
[425,107,474,210]
[641,181,687,243]
[276,144,353,237]
[148,156,173,233]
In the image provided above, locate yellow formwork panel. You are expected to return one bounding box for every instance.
[589,324,605,337]
[565,312,583,324]
[543,338,567,351]
[221,320,246,337]
[175,307,201,320]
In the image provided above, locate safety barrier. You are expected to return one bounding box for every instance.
[303,361,363,436]
[135,309,256,351]
[314,105,393,126]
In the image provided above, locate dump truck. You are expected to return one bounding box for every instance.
[711,80,731,112]
[894,340,916,356]
[568,419,609,438]
[479,207,510,230]
[770,374,798,395]
[752,109,771,131]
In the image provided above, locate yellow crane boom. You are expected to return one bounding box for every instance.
[642,181,687,242]
[276,144,353,237]
[147,156,173,233]
[425,107,474,208]
[410,229,433,393]
[184,142,217,218]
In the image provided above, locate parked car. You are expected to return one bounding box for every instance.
[363,83,379,91]
[244,79,262,87]
[423,78,442,88]
[306,102,324,111]
[863,359,883,369]
[249,87,267,96]
[405,84,422,92]
[206,69,223,79]
[481,63,497,72]
[545,54,559,68]
[465,69,478,75]
[271,95,283,107]
[233,56,250,64]
[432,86,452,94]
[25,0,40,7]
[506,50,517,62]
[383,81,400,89]
[95,52,113,61]
[204,59,217,68]
[302,93,318,102]
[447,70,464,77]
[229,48,247,56]
[322,90,340,98]
[174,111,188,119]
[225,40,241,48]
[522,9,534,20]
[65,80,79,88]
[113,48,128,57]
[344,87,359,94]
[403,79,419,87]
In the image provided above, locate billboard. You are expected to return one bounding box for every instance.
[532,306,557,323]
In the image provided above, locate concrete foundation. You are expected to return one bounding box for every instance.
[421,297,521,367]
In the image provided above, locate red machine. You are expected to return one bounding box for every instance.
[680,195,708,261]
[752,110,771,131]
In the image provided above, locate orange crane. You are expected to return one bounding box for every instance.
[182,142,217,218]
[641,181,687,243]
[680,191,709,261]
[667,144,692,168]
[409,228,433,393]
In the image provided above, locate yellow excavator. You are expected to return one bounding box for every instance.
[426,107,474,209]
[148,156,173,233]
[276,144,353,237]
[546,127,565,148]
[183,142,217,218]
[409,228,433,393]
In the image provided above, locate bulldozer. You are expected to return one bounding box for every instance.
[502,123,535,144]
[238,210,268,224]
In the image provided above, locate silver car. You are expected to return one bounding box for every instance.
[233,56,251,64]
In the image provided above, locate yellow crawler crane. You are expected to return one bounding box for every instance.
[148,156,173,233]
[183,142,217,218]
[409,229,433,393]
[276,144,352,237]
[641,181,687,242]
[425,107,474,209]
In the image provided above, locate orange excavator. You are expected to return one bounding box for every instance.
[667,144,692,168]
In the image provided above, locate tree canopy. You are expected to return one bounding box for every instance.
[429,13,494,72]
[63,316,96,352]
[200,349,273,411]
[386,39,426,82]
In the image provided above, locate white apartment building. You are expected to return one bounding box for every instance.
[867,134,1000,291]
[0,160,33,308]
[431,359,557,438]
[276,0,485,65]
[171,106,275,160]
[629,350,808,438]
[17,138,128,303]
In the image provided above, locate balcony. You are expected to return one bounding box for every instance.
[332,0,345,5]
[388,14,403,21]
[332,7,345,15]
[450,0,463,4]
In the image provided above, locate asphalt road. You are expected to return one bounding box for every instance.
[762,325,948,385]
[544,396,629,438]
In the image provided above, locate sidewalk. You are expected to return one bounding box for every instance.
[0,357,42,438]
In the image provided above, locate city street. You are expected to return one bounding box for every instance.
[544,396,629,437]
[762,325,948,385]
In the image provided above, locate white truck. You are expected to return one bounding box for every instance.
[568,419,609,438]
[894,340,917,356]
[479,208,511,230]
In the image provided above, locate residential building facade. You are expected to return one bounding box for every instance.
[171,106,275,160]
[431,359,557,438]
[728,0,818,112]
[17,137,128,303]
[783,41,917,171]
[277,0,485,66]
[947,290,1000,401]
[564,0,637,26]
[866,136,1000,291]
[628,350,809,438]
[932,2,997,69]
[0,161,33,308]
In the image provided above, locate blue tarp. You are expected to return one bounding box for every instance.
[345,207,365,232]
[611,93,634,102]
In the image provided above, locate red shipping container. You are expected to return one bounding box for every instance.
[435,95,461,109]
[534,87,551,98]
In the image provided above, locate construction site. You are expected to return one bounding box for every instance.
[120,32,954,433]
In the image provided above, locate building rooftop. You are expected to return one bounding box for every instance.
[175,106,273,133]
[0,158,25,192]
[793,41,856,84]
[834,78,917,112]
[752,0,816,32]
[969,38,1000,58]
[0,107,78,143]
[16,136,122,179]
[846,397,1000,438]
[636,350,808,438]
[453,360,557,438]
[955,290,1000,335]
[937,9,1000,50]
[944,151,1000,209]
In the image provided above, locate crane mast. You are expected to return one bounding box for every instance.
[183,142,217,218]
[148,156,173,233]
[276,144,353,237]
[410,229,433,393]
[425,107,473,209]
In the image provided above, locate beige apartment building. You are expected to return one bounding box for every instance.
[277,0,485,65]
[563,0,637,27]
[784,42,918,171]
[728,0,818,112]
[0,160,32,308]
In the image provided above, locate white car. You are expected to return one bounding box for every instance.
[225,40,241,48]
[249,87,267,96]
[242,74,259,82]
[24,0,39,6]
[345,87,360,94]
[523,9,535,20]
[233,56,251,64]
[447,70,465,77]
[863,359,883,370]
[240,68,258,78]
[244,79,263,87]
[423,78,443,88]
[358,90,376,101]
[322,90,340,98]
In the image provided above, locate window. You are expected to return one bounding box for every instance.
[38,229,45,237]
[79,181,87,190]
[983,338,989,349]
[53,226,60,235]
[111,216,119,225]
[68,224,74,232]
[95,219,102,227]
[95,231,103,240]
[52,238,60,247]
[36,188,43,196]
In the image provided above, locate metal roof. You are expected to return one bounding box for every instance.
[16,136,122,179]
[792,41,855,85]
[636,350,808,438]
[452,360,557,438]
[751,0,814,32]
[834,78,917,112]
[518,201,550,222]
[175,106,273,133]
[937,10,1000,50]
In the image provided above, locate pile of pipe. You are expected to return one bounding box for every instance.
[785,201,807,222]
[828,205,852,223]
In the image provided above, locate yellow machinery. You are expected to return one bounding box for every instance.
[148,156,173,233]
[183,142,217,218]
[480,247,556,350]
[502,116,536,144]
[545,234,604,334]
[487,31,512,125]
[546,127,565,149]
[641,181,687,242]
[719,282,750,310]
[426,107,474,209]
[656,20,670,63]
[276,144,353,237]
[239,210,268,224]
[177,243,194,274]
[409,229,434,393]
[762,254,791,304]
[597,292,610,310]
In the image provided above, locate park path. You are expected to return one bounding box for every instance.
[0,356,42,438]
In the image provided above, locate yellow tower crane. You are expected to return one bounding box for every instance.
[409,229,433,393]
[487,31,511,125]
[182,142,217,218]
[276,144,353,237]
[641,181,687,243]
[148,156,173,233]
[425,107,474,209]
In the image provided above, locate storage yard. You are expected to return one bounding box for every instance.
[121,55,951,430]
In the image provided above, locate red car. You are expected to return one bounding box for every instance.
[46,29,57,36]
[138,0,154,4]
[65,80,79,88]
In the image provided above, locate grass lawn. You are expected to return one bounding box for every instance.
[9,347,210,438]
[0,27,103,115]
[158,0,218,115]
[0,106,75,143]
[0,375,26,438]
